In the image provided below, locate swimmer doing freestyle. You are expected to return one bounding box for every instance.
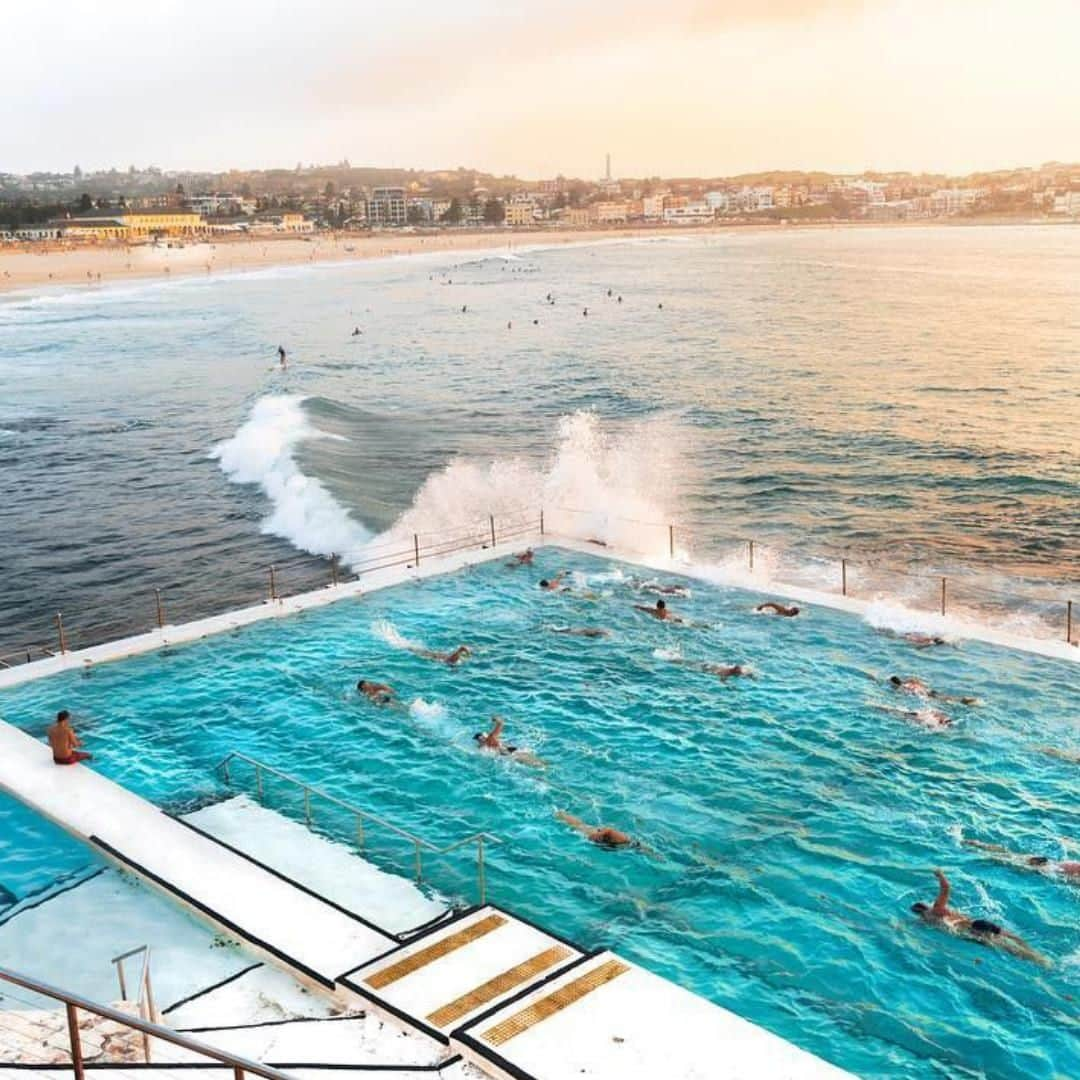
[963,839,1080,881]
[474,717,545,768]
[888,675,978,705]
[911,869,1050,966]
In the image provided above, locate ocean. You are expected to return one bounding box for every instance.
[0,225,1077,650]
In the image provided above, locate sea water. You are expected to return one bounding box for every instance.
[0,227,1077,646]
[0,549,1077,1080]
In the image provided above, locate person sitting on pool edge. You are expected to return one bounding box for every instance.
[756,602,800,617]
[911,869,1050,966]
[556,810,635,849]
[47,711,92,766]
[357,679,396,705]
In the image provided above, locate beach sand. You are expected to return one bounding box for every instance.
[0,227,702,294]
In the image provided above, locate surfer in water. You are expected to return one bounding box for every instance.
[474,717,545,767]
[277,345,287,369]
[911,869,1050,967]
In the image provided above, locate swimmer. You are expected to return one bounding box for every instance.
[874,703,952,729]
[633,579,691,598]
[277,345,287,369]
[507,549,535,567]
[902,633,947,648]
[583,307,588,317]
[351,326,362,336]
[474,717,546,767]
[699,662,753,680]
[756,602,800,617]
[357,679,396,705]
[556,811,635,849]
[634,598,676,621]
[550,626,610,638]
[888,675,978,705]
[414,645,472,666]
[1037,747,1080,764]
[962,839,1080,881]
[539,572,568,592]
[911,869,1051,967]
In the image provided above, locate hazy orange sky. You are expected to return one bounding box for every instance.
[5,0,1080,177]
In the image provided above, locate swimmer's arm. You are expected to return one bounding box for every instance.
[962,839,1007,853]
[931,870,950,917]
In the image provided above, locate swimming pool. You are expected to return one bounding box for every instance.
[1,548,1077,1079]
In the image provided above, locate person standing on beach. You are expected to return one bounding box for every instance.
[47,711,92,766]
[278,345,287,369]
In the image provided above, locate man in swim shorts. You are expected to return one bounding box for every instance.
[963,839,1080,880]
[47,711,92,766]
[357,679,396,705]
[911,869,1050,966]
[756,602,800,617]
[539,572,568,592]
[508,549,534,567]
[474,718,546,766]
[556,811,634,849]
[416,645,471,666]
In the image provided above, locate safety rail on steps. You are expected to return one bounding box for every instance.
[110,945,157,1061]
[0,964,297,1080]
[216,751,502,906]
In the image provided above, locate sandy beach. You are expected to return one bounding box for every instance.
[0,226,707,294]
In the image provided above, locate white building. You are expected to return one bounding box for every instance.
[642,194,668,220]
[663,203,714,224]
[1052,189,1080,215]
[367,187,407,226]
[704,191,729,212]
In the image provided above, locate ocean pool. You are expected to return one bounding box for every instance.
[0,548,1077,1079]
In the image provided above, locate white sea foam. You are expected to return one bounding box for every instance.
[408,698,447,723]
[653,647,683,661]
[372,620,424,653]
[210,395,373,561]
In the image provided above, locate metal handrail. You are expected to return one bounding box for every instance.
[0,964,296,1080]
[111,945,157,1061]
[217,752,501,904]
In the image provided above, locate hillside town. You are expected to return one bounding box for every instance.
[3,158,1080,243]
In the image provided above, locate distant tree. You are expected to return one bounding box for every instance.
[128,164,136,175]
[175,182,185,196]
[118,195,127,208]
[406,203,426,225]
[441,198,463,224]
[73,164,82,179]
[483,198,505,225]
[239,181,253,198]
[77,192,92,212]
[324,180,336,197]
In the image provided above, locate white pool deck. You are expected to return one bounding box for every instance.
[4,531,1064,1079]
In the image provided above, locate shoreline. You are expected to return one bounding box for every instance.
[0,218,1066,296]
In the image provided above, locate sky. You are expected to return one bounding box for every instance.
[5,0,1080,178]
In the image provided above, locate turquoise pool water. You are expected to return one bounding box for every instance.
[1,549,1077,1079]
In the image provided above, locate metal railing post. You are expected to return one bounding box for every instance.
[414,840,423,883]
[154,589,165,629]
[477,835,486,905]
[303,786,312,827]
[413,534,420,567]
[56,612,68,655]
[65,1003,85,1080]
[1068,599,1073,644]
[234,1067,245,1080]
[841,558,847,596]
[115,958,128,1001]
[330,554,339,587]
[490,515,497,548]
[940,576,947,616]
[540,509,545,536]
[355,811,365,850]
[255,763,263,803]
[268,565,278,602]
[748,540,755,572]
[668,524,674,558]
